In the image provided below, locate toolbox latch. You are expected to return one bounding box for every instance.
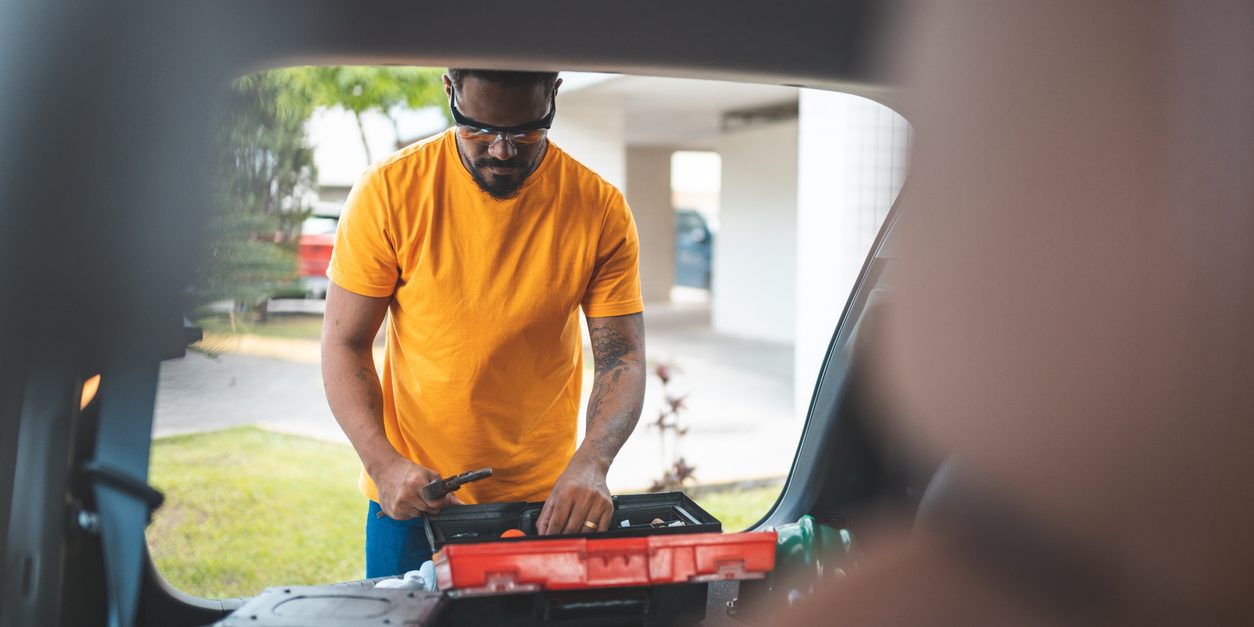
[448,572,541,597]
[690,560,765,583]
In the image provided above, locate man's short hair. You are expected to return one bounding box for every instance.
[447,69,559,95]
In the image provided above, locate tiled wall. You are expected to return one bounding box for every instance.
[794,90,910,415]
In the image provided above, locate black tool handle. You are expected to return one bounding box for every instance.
[421,478,451,501]
[422,467,493,501]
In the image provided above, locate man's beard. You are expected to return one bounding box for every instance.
[470,156,530,200]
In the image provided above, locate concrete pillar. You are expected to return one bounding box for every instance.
[712,118,800,344]
[794,90,910,416]
[626,147,677,303]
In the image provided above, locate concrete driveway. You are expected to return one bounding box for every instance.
[155,351,346,443]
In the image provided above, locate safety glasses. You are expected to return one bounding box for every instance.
[449,83,555,147]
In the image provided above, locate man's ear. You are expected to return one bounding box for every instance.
[553,77,563,98]
[442,74,453,100]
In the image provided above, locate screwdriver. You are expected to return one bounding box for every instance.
[375,467,493,519]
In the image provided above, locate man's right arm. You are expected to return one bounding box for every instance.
[321,282,459,519]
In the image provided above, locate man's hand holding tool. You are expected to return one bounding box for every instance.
[374,464,492,520]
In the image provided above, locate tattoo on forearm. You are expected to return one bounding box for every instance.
[584,314,646,462]
[590,314,643,375]
[586,389,643,458]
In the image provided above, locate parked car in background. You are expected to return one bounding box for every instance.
[298,215,338,299]
[675,208,713,290]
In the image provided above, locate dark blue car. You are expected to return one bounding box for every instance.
[675,209,713,289]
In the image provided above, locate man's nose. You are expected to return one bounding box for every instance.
[489,136,517,161]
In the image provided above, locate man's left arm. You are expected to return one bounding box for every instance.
[536,312,645,535]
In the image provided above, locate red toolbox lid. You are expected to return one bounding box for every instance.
[434,531,777,594]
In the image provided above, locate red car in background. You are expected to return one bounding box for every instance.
[297,215,338,299]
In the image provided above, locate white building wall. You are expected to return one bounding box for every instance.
[712,119,800,344]
[794,90,910,415]
[671,151,722,218]
[549,96,627,191]
[309,107,448,188]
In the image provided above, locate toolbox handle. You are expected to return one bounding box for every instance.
[543,590,650,621]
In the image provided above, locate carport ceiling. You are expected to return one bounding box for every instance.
[562,74,800,150]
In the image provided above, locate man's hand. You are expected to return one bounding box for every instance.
[533,312,646,535]
[373,456,464,520]
[536,454,613,535]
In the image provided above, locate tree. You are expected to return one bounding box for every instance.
[189,70,319,322]
[285,66,447,164]
[189,66,448,323]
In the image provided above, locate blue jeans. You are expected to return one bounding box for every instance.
[365,501,434,578]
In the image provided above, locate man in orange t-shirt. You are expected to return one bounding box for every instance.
[321,69,646,577]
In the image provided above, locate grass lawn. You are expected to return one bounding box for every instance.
[147,427,365,598]
[147,427,782,599]
[693,485,782,531]
[196,313,327,342]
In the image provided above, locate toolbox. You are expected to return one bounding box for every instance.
[424,492,720,550]
[435,531,777,592]
[218,493,774,626]
[425,492,773,625]
[433,531,776,625]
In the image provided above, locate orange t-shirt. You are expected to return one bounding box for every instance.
[327,129,644,505]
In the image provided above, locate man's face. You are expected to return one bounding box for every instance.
[444,75,560,199]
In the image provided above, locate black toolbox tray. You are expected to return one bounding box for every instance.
[425,492,719,550]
